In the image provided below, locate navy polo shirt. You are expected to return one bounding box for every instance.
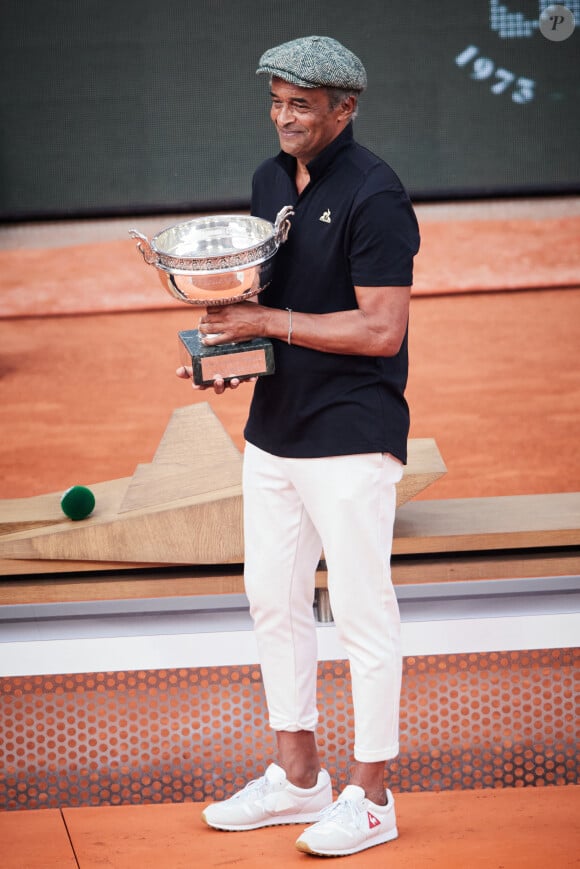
[244,123,420,462]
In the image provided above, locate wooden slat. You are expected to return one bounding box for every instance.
[393,492,580,554]
[0,569,249,605]
[391,550,580,585]
[0,549,578,606]
[0,558,160,577]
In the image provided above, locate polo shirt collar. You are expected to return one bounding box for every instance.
[276,123,355,185]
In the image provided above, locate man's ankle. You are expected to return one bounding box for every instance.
[284,764,321,790]
[363,788,388,806]
[348,759,388,805]
[276,730,321,789]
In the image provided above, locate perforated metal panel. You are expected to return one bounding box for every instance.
[1,649,577,810]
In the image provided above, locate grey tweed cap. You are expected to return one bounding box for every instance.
[256,35,367,92]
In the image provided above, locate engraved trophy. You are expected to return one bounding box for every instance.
[130,206,293,386]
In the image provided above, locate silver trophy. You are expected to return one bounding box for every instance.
[130,206,294,385]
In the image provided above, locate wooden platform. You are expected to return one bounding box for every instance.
[0,402,446,573]
[2,785,579,869]
[0,401,578,607]
[0,489,578,605]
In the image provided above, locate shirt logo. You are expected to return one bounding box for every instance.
[319,209,332,224]
[367,811,381,829]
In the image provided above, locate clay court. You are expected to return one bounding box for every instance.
[1,198,579,866]
[1,198,579,501]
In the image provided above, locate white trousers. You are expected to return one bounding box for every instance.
[242,442,403,763]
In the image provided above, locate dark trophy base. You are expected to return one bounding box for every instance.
[179,329,275,387]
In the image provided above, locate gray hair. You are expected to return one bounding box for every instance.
[325,86,359,119]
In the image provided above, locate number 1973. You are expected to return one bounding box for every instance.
[455,45,535,104]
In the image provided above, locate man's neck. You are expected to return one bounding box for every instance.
[295,161,310,194]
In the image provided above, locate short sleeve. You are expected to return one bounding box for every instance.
[348,190,420,287]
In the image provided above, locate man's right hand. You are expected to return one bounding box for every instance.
[175,365,255,395]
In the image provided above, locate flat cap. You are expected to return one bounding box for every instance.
[256,35,367,92]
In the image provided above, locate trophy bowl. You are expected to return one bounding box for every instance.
[129,206,294,386]
[129,207,293,306]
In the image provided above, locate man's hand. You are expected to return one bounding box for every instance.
[198,302,265,346]
[175,365,255,395]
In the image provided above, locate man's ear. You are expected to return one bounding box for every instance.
[338,95,358,121]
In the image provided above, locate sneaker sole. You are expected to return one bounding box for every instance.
[202,810,327,832]
[295,826,398,856]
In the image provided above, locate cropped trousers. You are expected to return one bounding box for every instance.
[242,441,403,762]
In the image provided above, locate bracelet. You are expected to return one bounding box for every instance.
[286,307,293,345]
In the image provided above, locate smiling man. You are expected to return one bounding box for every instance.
[269,78,355,190]
[182,35,420,858]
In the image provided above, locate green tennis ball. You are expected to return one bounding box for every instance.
[61,485,95,521]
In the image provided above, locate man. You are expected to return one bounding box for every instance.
[177,35,420,858]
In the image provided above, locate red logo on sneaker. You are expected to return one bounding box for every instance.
[367,811,381,829]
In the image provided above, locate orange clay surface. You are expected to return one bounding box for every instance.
[1,785,579,868]
[1,204,579,500]
[0,288,579,500]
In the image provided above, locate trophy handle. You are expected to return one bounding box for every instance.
[128,229,159,265]
[273,205,294,245]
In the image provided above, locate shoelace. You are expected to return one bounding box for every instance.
[317,798,364,830]
[231,775,269,802]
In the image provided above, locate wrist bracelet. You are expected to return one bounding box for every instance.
[286,307,293,345]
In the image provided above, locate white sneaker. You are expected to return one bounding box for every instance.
[295,785,398,856]
[201,763,333,831]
